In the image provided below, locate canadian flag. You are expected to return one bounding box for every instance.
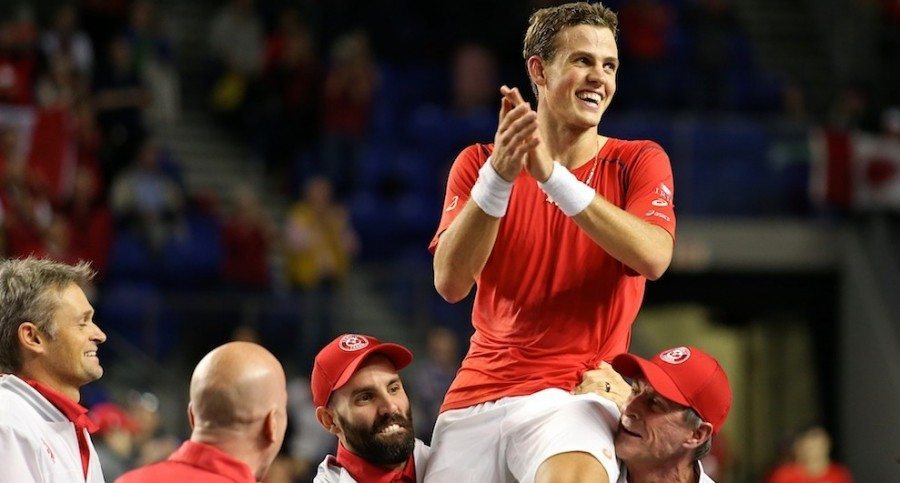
[810,129,900,210]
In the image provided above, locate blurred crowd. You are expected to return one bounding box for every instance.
[0,0,893,481]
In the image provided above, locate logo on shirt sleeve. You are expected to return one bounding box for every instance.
[644,209,671,222]
[650,183,674,207]
[445,195,459,212]
[654,183,673,202]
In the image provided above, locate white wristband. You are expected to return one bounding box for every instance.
[470,157,513,218]
[539,161,595,216]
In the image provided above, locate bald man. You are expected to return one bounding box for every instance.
[117,342,289,483]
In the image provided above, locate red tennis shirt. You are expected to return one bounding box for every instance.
[430,138,676,412]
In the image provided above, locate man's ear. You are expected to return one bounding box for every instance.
[527,55,547,89]
[18,322,46,356]
[315,406,341,437]
[684,421,714,450]
[187,402,195,429]
[263,409,278,443]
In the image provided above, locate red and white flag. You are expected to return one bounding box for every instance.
[810,129,900,210]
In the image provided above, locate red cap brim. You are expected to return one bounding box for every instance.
[331,343,414,394]
[612,353,691,407]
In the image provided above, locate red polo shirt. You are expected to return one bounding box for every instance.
[116,441,256,483]
[26,379,98,480]
[336,442,416,482]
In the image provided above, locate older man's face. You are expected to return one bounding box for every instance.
[614,379,697,465]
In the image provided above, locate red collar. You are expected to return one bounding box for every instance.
[336,442,416,483]
[168,441,257,483]
[25,379,98,433]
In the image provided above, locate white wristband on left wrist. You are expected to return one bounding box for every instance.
[538,161,595,216]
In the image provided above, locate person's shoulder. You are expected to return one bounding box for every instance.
[314,454,344,483]
[456,143,494,163]
[115,462,166,482]
[115,460,207,483]
[605,138,667,159]
[414,438,431,459]
[0,376,41,425]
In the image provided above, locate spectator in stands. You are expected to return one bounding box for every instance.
[0,14,39,105]
[35,54,80,109]
[684,0,738,110]
[0,124,25,173]
[320,30,378,197]
[93,35,149,180]
[209,0,264,78]
[617,0,675,108]
[284,176,359,351]
[221,184,275,291]
[0,131,53,259]
[407,42,499,203]
[261,8,320,177]
[90,402,140,481]
[110,137,184,250]
[117,341,289,483]
[208,0,264,118]
[123,0,180,124]
[125,390,179,468]
[62,168,113,275]
[41,3,94,81]
[264,455,302,482]
[287,374,337,481]
[767,425,853,483]
[40,216,78,265]
[411,326,460,444]
[74,101,104,182]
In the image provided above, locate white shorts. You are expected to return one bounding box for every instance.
[423,388,621,483]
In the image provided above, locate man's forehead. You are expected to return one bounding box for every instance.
[635,378,687,411]
[556,24,617,52]
[54,283,93,312]
[357,354,399,373]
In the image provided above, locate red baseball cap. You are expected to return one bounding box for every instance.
[89,402,139,435]
[612,346,732,434]
[311,334,413,407]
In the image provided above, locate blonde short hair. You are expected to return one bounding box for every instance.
[0,258,95,372]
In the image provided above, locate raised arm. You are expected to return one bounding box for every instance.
[433,87,539,303]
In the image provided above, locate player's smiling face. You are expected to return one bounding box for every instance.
[328,356,415,466]
[537,25,618,129]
